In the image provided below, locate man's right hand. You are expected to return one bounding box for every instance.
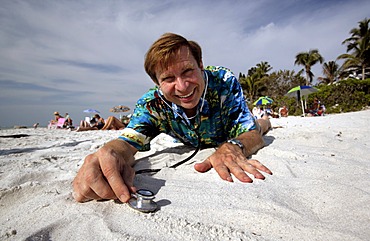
[72,139,137,203]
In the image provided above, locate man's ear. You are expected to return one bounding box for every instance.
[199,61,204,70]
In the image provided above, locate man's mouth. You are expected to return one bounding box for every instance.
[178,89,195,99]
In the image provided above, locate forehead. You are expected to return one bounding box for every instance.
[156,46,196,76]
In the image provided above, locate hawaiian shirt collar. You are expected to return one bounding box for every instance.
[171,94,210,120]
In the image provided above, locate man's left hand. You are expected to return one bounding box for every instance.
[194,143,272,182]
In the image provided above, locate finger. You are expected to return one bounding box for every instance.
[223,159,253,183]
[73,188,100,202]
[89,174,117,200]
[81,156,118,200]
[194,158,212,173]
[238,161,266,180]
[238,159,272,180]
[212,161,234,182]
[247,159,273,175]
[100,155,132,203]
[72,176,101,202]
[122,165,136,193]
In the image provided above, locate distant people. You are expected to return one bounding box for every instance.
[93,114,106,129]
[51,111,62,123]
[77,114,105,131]
[80,117,91,128]
[64,113,73,128]
[101,116,126,130]
[313,98,320,110]
[49,111,62,125]
[308,104,325,117]
[306,98,325,116]
[76,115,125,132]
[317,106,325,116]
[265,105,279,118]
[48,111,66,129]
[121,115,131,126]
[279,106,289,117]
[33,123,39,129]
[252,106,265,119]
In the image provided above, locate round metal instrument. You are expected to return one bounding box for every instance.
[128,189,158,213]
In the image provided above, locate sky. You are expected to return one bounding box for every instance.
[0,0,369,128]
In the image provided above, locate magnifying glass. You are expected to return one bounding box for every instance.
[128,189,158,213]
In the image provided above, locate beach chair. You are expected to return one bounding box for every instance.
[48,118,66,129]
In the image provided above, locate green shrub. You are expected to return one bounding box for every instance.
[310,78,370,114]
[250,78,370,116]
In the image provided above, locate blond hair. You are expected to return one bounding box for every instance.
[144,33,202,84]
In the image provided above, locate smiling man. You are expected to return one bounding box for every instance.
[73,33,272,203]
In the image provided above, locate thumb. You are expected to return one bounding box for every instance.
[123,166,137,193]
[194,158,212,173]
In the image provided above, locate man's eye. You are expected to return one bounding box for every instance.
[162,77,174,83]
[184,69,194,76]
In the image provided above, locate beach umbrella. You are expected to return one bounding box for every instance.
[285,86,319,116]
[253,96,273,106]
[110,105,130,119]
[109,105,130,113]
[285,85,319,98]
[83,108,100,114]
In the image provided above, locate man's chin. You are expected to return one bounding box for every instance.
[179,102,198,110]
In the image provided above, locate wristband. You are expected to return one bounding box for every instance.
[227,139,244,152]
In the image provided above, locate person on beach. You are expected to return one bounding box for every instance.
[306,98,326,117]
[73,33,273,203]
[51,111,62,124]
[279,106,289,117]
[101,116,126,130]
[64,113,73,128]
[77,114,105,131]
[77,115,125,132]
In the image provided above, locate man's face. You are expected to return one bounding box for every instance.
[156,46,204,113]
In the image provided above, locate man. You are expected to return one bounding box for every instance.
[73,33,272,203]
[279,106,289,117]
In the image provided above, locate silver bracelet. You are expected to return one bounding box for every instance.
[227,139,244,152]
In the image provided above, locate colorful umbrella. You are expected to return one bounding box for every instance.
[285,86,319,116]
[83,109,100,114]
[253,96,273,106]
[285,85,319,99]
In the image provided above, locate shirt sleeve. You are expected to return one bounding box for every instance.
[118,89,162,151]
[216,67,256,138]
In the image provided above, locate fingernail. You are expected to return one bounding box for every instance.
[120,194,130,203]
[256,173,265,180]
[243,177,253,183]
[226,176,233,182]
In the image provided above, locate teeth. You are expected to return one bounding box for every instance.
[179,89,194,98]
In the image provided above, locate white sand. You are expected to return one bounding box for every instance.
[1,110,369,241]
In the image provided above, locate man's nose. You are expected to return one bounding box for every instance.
[175,77,188,91]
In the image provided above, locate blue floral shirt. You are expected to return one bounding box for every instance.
[119,66,256,151]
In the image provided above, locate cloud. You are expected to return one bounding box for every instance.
[1,0,370,127]
[46,59,126,74]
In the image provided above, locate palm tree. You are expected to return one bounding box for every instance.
[256,61,273,75]
[239,62,272,102]
[318,61,340,84]
[337,18,370,80]
[264,69,305,97]
[294,49,324,85]
[239,74,266,102]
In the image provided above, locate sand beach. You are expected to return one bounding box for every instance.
[0,110,369,240]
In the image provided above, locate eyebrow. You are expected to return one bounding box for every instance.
[158,62,196,80]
